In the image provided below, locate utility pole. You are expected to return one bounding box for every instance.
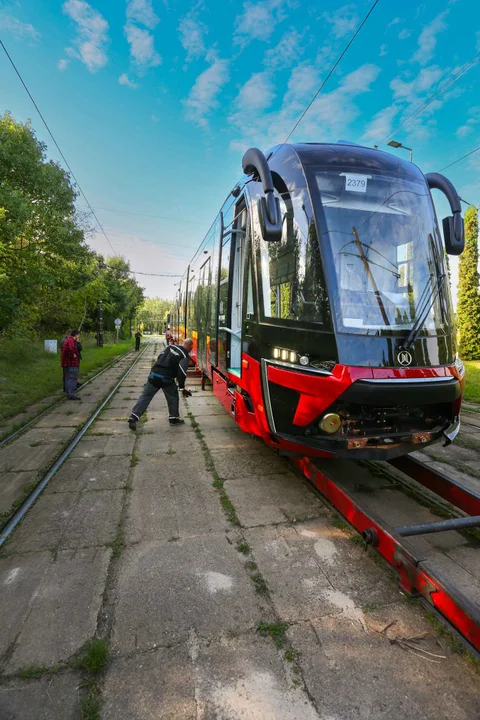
[97,300,104,347]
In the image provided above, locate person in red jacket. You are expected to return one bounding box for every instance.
[61,329,81,400]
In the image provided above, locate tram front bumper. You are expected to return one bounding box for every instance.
[273,419,460,461]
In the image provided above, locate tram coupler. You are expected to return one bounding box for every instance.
[395,515,480,537]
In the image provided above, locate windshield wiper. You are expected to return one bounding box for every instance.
[351,226,390,326]
[340,251,401,279]
[400,273,446,350]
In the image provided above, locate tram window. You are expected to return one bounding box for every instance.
[257,186,328,325]
[218,237,231,324]
[313,169,447,334]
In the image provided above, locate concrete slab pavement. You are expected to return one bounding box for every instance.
[0,672,80,719]
[112,534,262,652]
[1,365,479,717]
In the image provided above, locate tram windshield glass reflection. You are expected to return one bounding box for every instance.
[313,169,449,336]
[257,186,329,326]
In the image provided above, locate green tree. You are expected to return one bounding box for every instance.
[457,205,480,360]
[137,297,171,333]
[0,111,145,336]
[0,112,94,333]
[101,256,145,337]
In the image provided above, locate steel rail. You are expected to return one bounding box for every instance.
[0,343,151,549]
[0,346,138,450]
[389,454,480,517]
[291,455,480,653]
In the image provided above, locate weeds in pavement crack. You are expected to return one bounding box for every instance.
[257,621,289,649]
[186,410,240,526]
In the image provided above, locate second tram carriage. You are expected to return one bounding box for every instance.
[170,142,465,460]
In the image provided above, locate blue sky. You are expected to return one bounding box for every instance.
[1,0,479,300]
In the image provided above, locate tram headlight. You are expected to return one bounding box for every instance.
[289,351,296,363]
[273,347,281,359]
[299,355,309,366]
[319,413,342,434]
[281,349,289,361]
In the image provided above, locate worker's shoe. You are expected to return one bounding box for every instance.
[68,395,81,401]
[169,417,185,426]
[128,417,137,431]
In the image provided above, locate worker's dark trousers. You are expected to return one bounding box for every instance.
[130,380,180,420]
[135,339,140,350]
[64,366,79,398]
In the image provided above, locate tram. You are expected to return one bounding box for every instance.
[170,142,465,459]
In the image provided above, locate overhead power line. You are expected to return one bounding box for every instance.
[0,39,118,257]
[85,205,197,224]
[379,50,480,146]
[281,0,380,146]
[130,271,182,277]
[439,144,480,172]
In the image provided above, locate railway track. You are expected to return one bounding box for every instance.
[0,342,155,548]
[289,451,480,655]
[0,346,139,449]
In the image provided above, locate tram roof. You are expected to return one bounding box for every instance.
[270,142,423,178]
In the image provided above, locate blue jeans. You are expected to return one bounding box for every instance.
[64,366,79,398]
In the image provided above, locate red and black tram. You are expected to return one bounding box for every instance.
[170,142,465,459]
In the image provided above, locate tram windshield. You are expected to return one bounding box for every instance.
[311,168,449,336]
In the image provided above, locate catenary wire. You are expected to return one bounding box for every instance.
[130,271,182,277]
[83,205,198,224]
[0,39,118,257]
[379,50,480,146]
[279,0,380,148]
[439,145,480,172]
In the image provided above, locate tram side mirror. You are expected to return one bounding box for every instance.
[425,172,465,256]
[242,146,283,242]
[258,194,283,242]
[442,214,464,256]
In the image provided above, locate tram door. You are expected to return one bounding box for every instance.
[197,257,210,369]
[218,203,247,377]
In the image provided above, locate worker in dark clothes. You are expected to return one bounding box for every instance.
[61,329,81,400]
[135,329,142,351]
[128,339,193,430]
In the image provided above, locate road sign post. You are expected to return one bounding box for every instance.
[114,318,121,345]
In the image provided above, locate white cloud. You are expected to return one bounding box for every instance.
[228,63,381,152]
[456,125,472,138]
[379,44,388,57]
[456,105,480,137]
[125,23,161,67]
[118,72,138,88]
[233,0,286,47]
[388,17,401,27]
[58,58,70,71]
[362,105,398,143]
[264,28,303,69]
[390,65,444,103]
[412,10,448,66]
[235,72,275,111]
[63,0,109,72]
[398,28,411,40]
[322,4,358,39]
[0,14,39,41]
[126,0,159,29]
[185,56,230,128]
[179,13,207,61]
